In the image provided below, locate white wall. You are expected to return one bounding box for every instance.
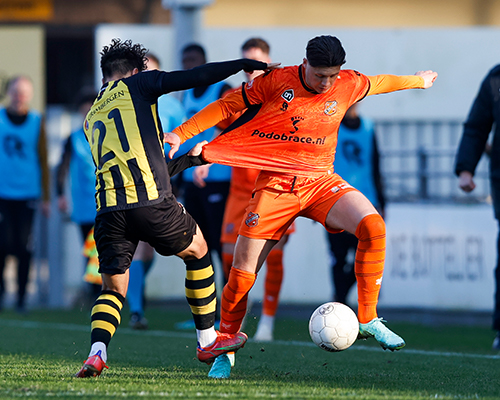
[379,204,497,311]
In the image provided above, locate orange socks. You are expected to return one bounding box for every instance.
[354,214,386,324]
[220,267,256,334]
[262,249,284,317]
[221,252,233,281]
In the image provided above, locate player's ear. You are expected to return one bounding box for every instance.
[132,68,139,75]
[302,58,308,68]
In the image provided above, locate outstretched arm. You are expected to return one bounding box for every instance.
[367,70,437,96]
[162,59,280,93]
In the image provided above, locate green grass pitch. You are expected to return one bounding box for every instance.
[0,304,499,399]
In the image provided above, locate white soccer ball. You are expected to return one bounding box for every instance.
[309,302,359,352]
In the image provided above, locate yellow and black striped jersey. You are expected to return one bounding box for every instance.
[83,59,268,214]
[84,71,172,214]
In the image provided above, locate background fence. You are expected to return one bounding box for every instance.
[375,119,491,203]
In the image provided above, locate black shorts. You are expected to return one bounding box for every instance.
[94,195,197,275]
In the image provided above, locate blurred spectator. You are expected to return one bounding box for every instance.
[454,65,500,350]
[326,102,386,304]
[0,76,50,313]
[56,88,100,305]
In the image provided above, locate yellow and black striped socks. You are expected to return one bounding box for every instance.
[90,290,125,347]
[184,252,217,330]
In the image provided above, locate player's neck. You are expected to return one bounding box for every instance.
[104,69,137,84]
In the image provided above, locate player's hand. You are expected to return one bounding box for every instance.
[458,170,475,192]
[266,62,282,71]
[164,132,181,159]
[415,70,438,89]
[243,59,282,74]
[193,164,210,188]
[244,62,282,80]
[187,140,208,157]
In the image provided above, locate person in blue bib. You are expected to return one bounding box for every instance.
[326,102,386,305]
[0,76,50,313]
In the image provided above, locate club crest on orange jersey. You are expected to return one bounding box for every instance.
[245,212,260,227]
[281,89,294,102]
[324,100,338,116]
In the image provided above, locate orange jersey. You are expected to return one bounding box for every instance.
[206,66,368,176]
[230,166,260,197]
[173,66,424,177]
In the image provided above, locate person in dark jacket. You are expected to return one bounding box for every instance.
[455,64,500,350]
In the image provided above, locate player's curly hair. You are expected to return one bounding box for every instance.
[306,35,346,68]
[100,38,148,80]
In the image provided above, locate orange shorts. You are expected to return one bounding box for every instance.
[221,191,296,244]
[238,171,358,240]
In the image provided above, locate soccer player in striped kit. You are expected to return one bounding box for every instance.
[75,38,276,377]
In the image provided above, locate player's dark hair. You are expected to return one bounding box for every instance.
[306,35,346,67]
[241,37,270,55]
[100,38,148,80]
[181,43,206,59]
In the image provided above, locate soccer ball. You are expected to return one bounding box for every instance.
[309,302,359,352]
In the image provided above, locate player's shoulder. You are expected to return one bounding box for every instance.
[279,65,300,76]
[255,65,299,86]
[122,69,163,87]
[340,69,366,79]
[261,65,299,78]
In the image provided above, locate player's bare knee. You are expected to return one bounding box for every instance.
[179,234,208,260]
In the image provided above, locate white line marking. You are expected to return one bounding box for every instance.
[1,319,499,360]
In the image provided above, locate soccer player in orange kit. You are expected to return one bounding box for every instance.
[166,35,438,378]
